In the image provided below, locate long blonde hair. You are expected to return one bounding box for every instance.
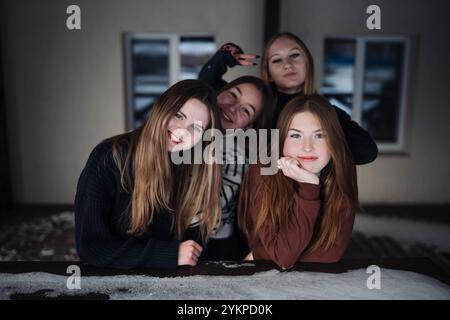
[261,32,316,95]
[239,94,358,252]
[111,80,222,243]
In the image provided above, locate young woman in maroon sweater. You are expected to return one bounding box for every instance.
[238,94,358,269]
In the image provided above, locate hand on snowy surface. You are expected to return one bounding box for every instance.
[277,157,319,185]
[220,43,259,66]
[244,252,254,261]
[178,240,203,266]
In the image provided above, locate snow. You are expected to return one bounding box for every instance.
[207,261,256,268]
[1,267,450,300]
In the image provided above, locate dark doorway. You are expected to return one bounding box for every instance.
[264,0,280,44]
[0,24,12,213]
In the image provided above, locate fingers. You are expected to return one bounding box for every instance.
[284,156,300,166]
[220,42,260,66]
[278,158,295,175]
[186,240,203,259]
[278,157,299,168]
[221,44,244,59]
[183,255,197,267]
[191,246,202,260]
[282,158,294,177]
[239,54,259,59]
[277,157,320,184]
[178,240,203,266]
[221,43,241,52]
[186,250,200,266]
[188,240,203,254]
[236,53,259,66]
[192,241,203,252]
[181,240,201,249]
[277,157,301,180]
[277,158,290,178]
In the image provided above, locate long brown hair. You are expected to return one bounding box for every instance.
[218,75,274,130]
[111,79,222,243]
[239,94,358,252]
[261,32,316,95]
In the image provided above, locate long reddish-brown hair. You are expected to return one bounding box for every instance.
[239,94,358,252]
[110,80,222,243]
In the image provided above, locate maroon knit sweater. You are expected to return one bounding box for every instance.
[244,165,355,269]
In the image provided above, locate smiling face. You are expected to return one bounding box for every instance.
[217,83,263,130]
[268,37,308,95]
[282,111,331,174]
[166,98,210,152]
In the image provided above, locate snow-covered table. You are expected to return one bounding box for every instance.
[1,259,449,300]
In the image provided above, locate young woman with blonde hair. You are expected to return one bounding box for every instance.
[238,94,358,268]
[75,79,221,269]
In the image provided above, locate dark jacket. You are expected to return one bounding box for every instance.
[74,137,201,269]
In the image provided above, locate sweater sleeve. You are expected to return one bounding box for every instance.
[248,168,322,269]
[198,46,242,91]
[333,106,378,165]
[299,203,356,263]
[74,142,180,269]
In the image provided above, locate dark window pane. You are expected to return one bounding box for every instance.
[133,95,158,128]
[132,39,170,94]
[179,36,216,80]
[127,36,215,129]
[321,38,356,116]
[362,41,405,142]
[131,39,170,128]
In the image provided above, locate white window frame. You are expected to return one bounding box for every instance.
[321,35,410,152]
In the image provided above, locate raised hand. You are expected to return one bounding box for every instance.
[220,43,259,66]
[277,157,320,185]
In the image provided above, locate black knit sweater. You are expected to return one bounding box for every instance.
[74,138,201,269]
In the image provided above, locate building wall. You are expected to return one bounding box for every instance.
[1,0,263,203]
[282,0,450,203]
